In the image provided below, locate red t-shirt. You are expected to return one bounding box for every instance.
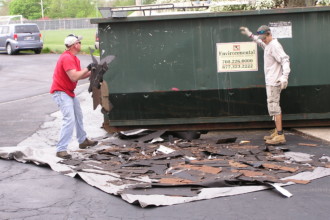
[50,50,81,97]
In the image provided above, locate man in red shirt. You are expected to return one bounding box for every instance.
[50,34,97,159]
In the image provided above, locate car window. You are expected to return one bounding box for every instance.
[1,26,9,34]
[15,25,39,33]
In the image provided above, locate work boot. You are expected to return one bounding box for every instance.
[265,134,286,145]
[264,129,277,141]
[56,151,72,159]
[79,138,98,149]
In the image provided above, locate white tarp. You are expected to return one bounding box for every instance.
[1,144,330,207]
[1,92,330,207]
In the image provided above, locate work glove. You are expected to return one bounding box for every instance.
[240,27,252,37]
[279,75,288,90]
[87,63,95,71]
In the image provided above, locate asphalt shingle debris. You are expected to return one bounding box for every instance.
[58,130,330,198]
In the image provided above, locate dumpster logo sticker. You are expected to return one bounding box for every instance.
[217,42,258,72]
[233,45,240,51]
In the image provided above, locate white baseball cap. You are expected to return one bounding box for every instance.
[64,34,83,47]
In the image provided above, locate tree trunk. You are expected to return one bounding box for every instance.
[286,0,316,7]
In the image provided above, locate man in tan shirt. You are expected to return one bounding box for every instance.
[240,25,291,145]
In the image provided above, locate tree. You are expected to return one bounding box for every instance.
[64,0,94,18]
[46,0,94,18]
[143,0,157,4]
[8,0,96,19]
[286,0,315,7]
[9,0,48,19]
[46,0,64,18]
[112,0,135,7]
[111,0,157,7]
[0,0,10,16]
[7,0,158,19]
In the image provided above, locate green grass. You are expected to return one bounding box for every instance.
[41,28,99,55]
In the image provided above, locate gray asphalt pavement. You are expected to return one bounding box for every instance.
[1,53,330,220]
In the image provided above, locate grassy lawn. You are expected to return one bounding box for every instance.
[41,28,99,55]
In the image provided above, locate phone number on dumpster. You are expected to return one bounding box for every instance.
[216,42,258,72]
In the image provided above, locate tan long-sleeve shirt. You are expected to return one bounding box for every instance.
[251,36,291,86]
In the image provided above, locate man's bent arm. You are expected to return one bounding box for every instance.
[250,34,266,49]
[240,27,266,49]
[273,46,291,79]
[66,68,91,82]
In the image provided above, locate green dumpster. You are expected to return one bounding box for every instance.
[91,6,330,131]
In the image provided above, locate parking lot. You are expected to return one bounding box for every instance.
[1,53,330,219]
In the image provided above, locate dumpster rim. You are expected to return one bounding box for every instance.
[90,6,330,24]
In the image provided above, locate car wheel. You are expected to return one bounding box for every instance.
[34,48,42,54]
[6,43,15,55]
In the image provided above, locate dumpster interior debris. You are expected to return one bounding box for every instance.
[1,129,330,207]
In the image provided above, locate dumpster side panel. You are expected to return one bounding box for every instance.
[96,8,330,127]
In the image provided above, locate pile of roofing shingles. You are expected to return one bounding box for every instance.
[61,130,330,198]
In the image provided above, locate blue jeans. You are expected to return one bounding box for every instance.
[52,91,87,152]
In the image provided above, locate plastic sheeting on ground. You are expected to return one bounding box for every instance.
[1,92,330,207]
[1,139,330,207]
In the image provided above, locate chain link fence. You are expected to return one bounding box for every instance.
[23,18,97,30]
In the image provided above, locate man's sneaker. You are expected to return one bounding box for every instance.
[56,151,72,159]
[264,129,277,141]
[79,138,98,149]
[265,134,286,145]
